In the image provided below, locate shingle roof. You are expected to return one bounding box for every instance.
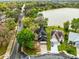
[51,30,63,38]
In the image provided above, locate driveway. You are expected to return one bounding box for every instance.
[40,44,47,54]
[51,44,59,54]
[30,54,70,59]
[50,38,59,54]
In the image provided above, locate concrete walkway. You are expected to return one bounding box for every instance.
[50,38,59,54]
[50,45,59,54]
[40,44,47,54]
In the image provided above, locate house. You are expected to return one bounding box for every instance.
[50,30,64,54]
[51,30,64,45]
[35,26,47,54]
[35,26,47,41]
[68,32,79,47]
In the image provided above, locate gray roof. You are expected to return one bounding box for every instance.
[68,32,79,42]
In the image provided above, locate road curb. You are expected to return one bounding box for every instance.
[21,47,31,59]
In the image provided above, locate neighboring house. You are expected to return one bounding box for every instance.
[35,27,47,54]
[68,32,79,47]
[35,26,47,41]
[50,30,64,54]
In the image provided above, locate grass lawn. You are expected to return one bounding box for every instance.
[0,46,7,56]
[46,26,53,51]
[23,47,37,55]
[58,43,76,56]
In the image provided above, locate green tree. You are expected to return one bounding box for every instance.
[35,14,48,28]
[5,9,20,22]
[64,21,69,32]
[22,17,39,31]
[26,8,38,18]
[0,3,8,11]
[5,18,16,30]
[71,18,79,32]
[22,17,32,28]
[17,28,35,49]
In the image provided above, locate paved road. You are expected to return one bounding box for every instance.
[10,37,29,59]
[10,4,29,59]
[10,43,20,59]
[30,54,71,59]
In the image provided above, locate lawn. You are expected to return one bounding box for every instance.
[58,43,76,56]
[46,26,53,51]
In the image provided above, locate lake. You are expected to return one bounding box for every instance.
[39,8,79,27]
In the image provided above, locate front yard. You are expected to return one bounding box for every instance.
[46,26,63,51]
[58,43,76,56]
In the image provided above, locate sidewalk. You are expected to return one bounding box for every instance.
[77,47,79,58]
[40,44,48,54]
[50,45,59,54]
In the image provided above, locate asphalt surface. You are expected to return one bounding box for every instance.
[10,4,29,59]
[30,54,68,59]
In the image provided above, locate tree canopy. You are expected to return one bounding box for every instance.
[5,18,16,30]
[64,21,69,32]
[17,28,35,49]
[71,18,79,32]
[22,17,39,31]
[35,14,48,28]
